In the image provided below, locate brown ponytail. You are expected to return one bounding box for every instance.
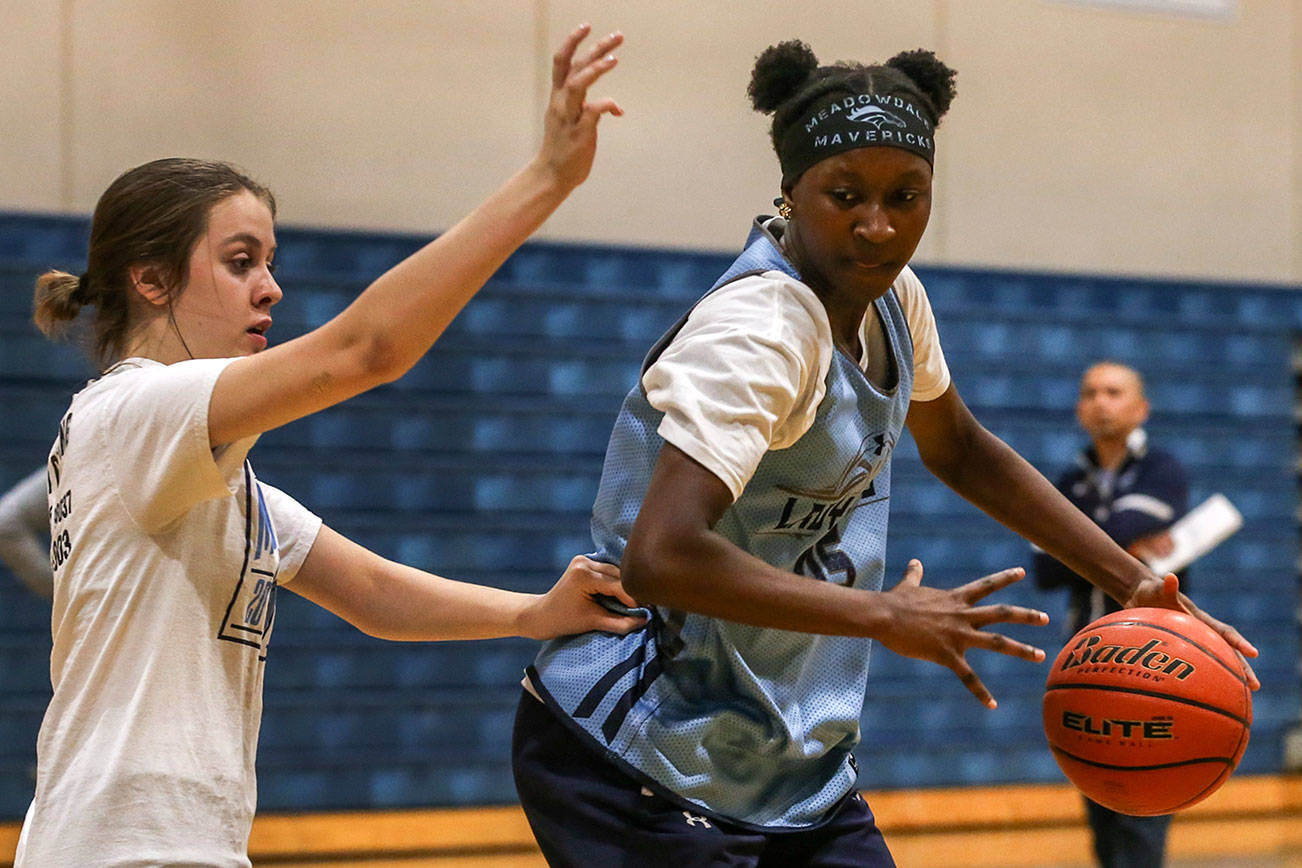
[33,270,85,336]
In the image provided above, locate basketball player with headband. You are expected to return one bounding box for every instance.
[511,40,1259,867]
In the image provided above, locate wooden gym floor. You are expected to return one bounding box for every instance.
[4,773,1297,867]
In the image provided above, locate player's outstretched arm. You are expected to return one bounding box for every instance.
[208,24,625,448]
[621,444,1047,708]
[905,382,1260,687]
[287,525,645,641]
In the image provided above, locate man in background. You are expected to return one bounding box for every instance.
[1034,360,1189,868]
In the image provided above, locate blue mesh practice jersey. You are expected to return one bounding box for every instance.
[529,219,915,829]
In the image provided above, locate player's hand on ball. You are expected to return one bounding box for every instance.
[1125,572,1260,690]
[520,555,646,640]
[877,560,1049,709]
[535,23,625,191]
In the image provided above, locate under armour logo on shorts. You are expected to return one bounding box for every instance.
[683,811,712,828]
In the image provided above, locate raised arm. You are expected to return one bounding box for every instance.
[288,525,644,642]
[208,25,624,447]
[905,383,1259,681]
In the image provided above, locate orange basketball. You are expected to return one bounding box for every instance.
[1042,607,1252,816]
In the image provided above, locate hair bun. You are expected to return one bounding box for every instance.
[886,49,957,121]
[748,40,819,114]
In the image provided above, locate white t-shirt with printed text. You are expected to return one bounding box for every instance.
[15,357,322,868]
[644,264,950,499]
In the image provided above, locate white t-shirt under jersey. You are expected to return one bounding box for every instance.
[16,358,322,868]
[644,264,950,499]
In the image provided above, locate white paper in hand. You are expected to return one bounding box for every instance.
[1146,493,1243,576]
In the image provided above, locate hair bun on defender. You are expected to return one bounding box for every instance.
[748,40,820,114]
[885,49,957,123]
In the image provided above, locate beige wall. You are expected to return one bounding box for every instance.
[1,0,1295,283]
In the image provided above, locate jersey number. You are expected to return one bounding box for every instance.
[794,525,856,586]
[244,578,275,626]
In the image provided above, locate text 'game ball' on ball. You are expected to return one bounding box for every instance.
[1042,608,1252,816]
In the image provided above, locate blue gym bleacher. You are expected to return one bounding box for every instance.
[0,211,1297,816]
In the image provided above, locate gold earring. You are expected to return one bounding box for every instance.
[777,201,792,219]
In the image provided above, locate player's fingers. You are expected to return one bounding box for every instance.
[563,54,619,118]
[582,569,639,609]
[896,558,924,587]
[1234,650,1261,691]
[1199,611,1260,679]
[605,582,640,609]
[1179,588,1259,664]
[969,629,1046,663]
[593,611,648,635]
[952,660,997,710]
[551,22,591,89]
[956,567,1025,602]
[573,555,620,581]
[1160,572,1182,606]
[573,30,623,74]
[565,555,613,585]
[582,97,624,119]
[591,579,638,609]
[1224,624,1260,664]
[592,616,640,635]
[969,603,1049,629]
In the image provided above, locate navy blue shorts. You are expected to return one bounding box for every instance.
[511,691,896,868]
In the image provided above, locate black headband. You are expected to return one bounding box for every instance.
[778,90,935,186]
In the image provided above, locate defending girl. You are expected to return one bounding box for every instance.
[15,26,642,868]
[513,41,1258,866]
